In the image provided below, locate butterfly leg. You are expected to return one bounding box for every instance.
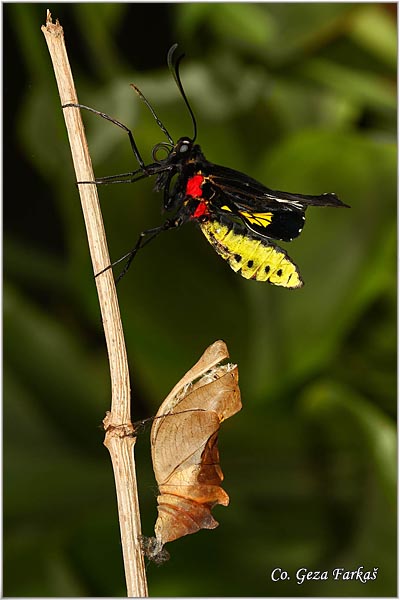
[95,218,183,283]
[62,103,148,171]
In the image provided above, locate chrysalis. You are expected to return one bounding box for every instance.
[143,340,241,562]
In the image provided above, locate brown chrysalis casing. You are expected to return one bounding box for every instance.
[143,340,241,562]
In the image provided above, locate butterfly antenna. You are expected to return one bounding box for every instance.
[130,83,174,145]
[167,43,197,143]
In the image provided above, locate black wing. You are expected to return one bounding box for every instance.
[202,163,348,242]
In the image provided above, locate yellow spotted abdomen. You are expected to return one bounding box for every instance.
[199,219,303,289]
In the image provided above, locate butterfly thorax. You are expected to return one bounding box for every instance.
[156,139,210,213]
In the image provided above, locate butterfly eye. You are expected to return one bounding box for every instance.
[177,138,192,153]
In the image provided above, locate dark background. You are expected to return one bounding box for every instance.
[4,3,397,597]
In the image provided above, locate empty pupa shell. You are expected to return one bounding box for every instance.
[147,340,241,559]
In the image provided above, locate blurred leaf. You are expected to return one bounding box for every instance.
[4,235,67,293]
[43,552,89,596]
[348,5,397,69]
[8,4,52,81]
[4,283,109,440]
[4,531,89,596]
[300,57,396,113]
[177,3,276,48]
[211,4,276,48]
[74,4,127,80]
[268,79,361,133]
[175,3,211,36]
[18,83,71,176]
[302,380,396,506]
[264,4,356,63]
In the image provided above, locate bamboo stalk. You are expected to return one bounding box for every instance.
[41,11,148,597]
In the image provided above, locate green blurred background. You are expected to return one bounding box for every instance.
[4,3,397,597]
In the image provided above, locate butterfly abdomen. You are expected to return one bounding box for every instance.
[199,217,303,289]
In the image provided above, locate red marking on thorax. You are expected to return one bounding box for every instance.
[193,201,208,219]
[186,174,204,198]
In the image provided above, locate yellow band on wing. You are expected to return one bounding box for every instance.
[240,210,273,227]
[220,206,273,228]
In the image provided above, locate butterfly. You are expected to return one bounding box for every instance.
[63,44,349,289]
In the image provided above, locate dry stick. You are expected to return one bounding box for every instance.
[41,11,148,597]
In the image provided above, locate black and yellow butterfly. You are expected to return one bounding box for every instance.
[64,44,349,289]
